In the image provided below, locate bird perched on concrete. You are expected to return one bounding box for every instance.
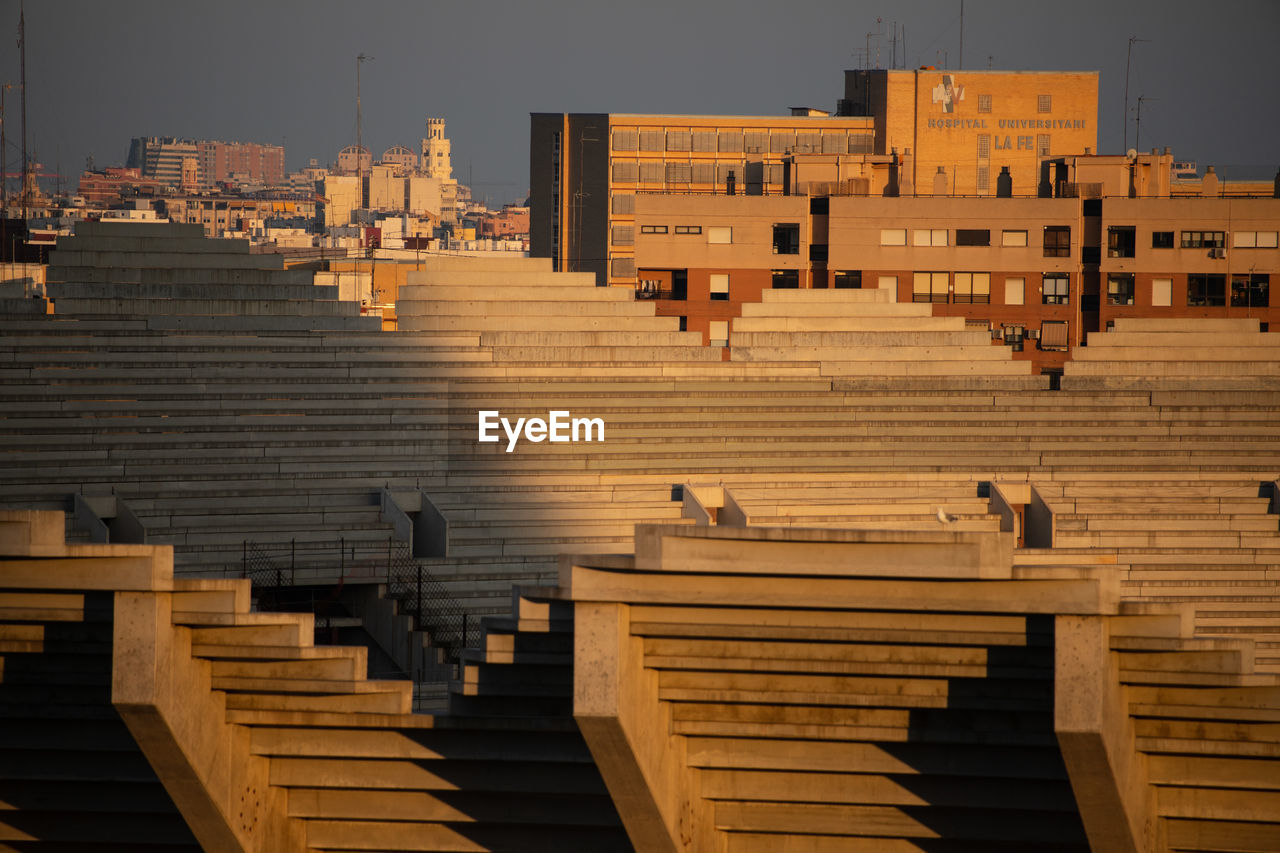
[936,508,959,523]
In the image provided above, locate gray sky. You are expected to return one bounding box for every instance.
[4,0,1278,206]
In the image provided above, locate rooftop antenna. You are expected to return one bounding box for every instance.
[19,0,28,220]
[988,55,993,70]
[1135,95,1157,152]
[890,20,897,69]
[356,52,372,190]
[875,18,883,69]
[1123,36,1149,152]
[0,82,13,212]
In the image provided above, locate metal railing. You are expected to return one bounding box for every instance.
[241,536,469,664]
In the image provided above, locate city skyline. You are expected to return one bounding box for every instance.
[3,0,1278,207]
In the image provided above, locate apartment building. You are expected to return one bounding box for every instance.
[530,69,1098,289]
[531,71,1280,372]
[631,158,1279,372]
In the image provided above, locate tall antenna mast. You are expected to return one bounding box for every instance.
[356,53,372,200]
[19,0,28,220]
[1123,36,1149,152]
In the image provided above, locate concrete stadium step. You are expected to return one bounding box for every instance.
[49,297,363,317]
[730,330,995,346]
[731,315,968,332]
[1108,318,1262,333]
[758,287,893,303]
[740,301,933,317]
[401,283,634,302]
[409,255,555,274]
[50,249,287,270]
[397,298,660,316]
[47,264,315,285]
[733,345,1014,362]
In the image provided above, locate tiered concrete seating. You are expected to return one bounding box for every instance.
[398,256,722,370]
[0,510,205,850]
[564,523,1280,853]
[45,221,379,331]
[722,479,999,531]
[0,510,631,852]
[1064,318,1280,389]
[1017,473,1280,671]
[5,247,1280,645]
[730,287,1042,385]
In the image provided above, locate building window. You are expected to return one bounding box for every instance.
[1107,274,1135,305]
[611,257,637,279]
[638,162,663,183]
[640,225,667,234]
[1038,94,1051,113]
[772,223,800,254]
[1231,274,1270,307]
[710,273,729,301]
[976,166,990,193]
[1005,277,1025,305]
[707,226,732,244]
[977,135,991,159]
[834,271,862,289]
[1187,274,1227,306]
[772,270,800,289]
[611,225,634,246]
[1152,278,1172,306]
[1107,226,1136,258]
[1036,134,1050,157]
[956,229,991,247]
[913,229,948,247]
[1040,320,1069,351]
[612,130,638,151]
[1234,231,1279,249]
[913,271,949,303]
[1044,226,1071,257]
[638,130,663,151]
[1002,230,1028,247]
[978,94,992,113]
[611,194,635,215]
[880,228,907,246]
[1181,230,1226,249]
[809,244,828,262]
[810,197,829,215]
[665,163,692,183]
[691,131,717,152]
[718,132,743,153]
[666,131,692,151]
[1152,231,1174,249]
[612,162,638,182]
[709,320,729,347]
[954,272,990,303]
[1042,274,1069,305]
[674,225,701,234]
